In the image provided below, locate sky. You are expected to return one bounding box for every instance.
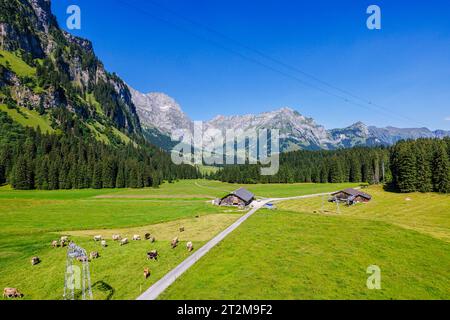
[52,0,450,130]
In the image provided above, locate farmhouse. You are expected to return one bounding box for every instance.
[331,188,372,204]
[219,188,255,207]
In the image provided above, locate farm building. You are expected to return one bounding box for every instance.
[330,188,372,204]
[219,188,255,207]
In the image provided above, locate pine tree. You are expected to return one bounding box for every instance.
[415,145,433,192]
[48,160,60,190]
[11,155,31,190]
[329,157,343,183]
[433,143,450,193]
[92,163,103,189]
[349,156,362,182]
[116,163,125,188]
[393,143,417,192]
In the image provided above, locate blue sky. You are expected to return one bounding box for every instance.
[52,0,450,130]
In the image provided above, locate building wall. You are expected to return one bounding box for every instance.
[220,195,246,206]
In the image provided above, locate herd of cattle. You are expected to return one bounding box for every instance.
[3,226,194,299]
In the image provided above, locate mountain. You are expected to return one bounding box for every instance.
[129,88,450,152]
[0,0,141,144]
[205,107,335,151]
[0,0,199,190]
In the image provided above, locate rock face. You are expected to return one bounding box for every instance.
[205,107,334,151]
[129,88,192,135]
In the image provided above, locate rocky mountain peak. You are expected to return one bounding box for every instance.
[129,87,192,135]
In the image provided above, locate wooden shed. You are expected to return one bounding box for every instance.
[331,188,372,204]
[219,188,255,207]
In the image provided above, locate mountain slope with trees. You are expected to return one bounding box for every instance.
[0,0,199,189]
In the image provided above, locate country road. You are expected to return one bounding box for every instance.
[136,190,336,300]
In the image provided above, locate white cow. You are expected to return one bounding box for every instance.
[94,235,102,241]
[112,234,121,241]
[132,234,141,241]
[120,238,128,246]
[101,240,107,247]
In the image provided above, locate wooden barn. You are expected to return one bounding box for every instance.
[331,188,372,204]
[219,188,255,207]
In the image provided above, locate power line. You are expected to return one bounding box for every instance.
[146,0,427,128]
[116,0,428,128]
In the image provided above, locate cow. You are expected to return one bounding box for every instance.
[149,236,155,243]
[179,227,185,232]
[120,238,128,246]
[144,233,151,240]
[171,237,179,249]
[147,250,158,260]
[77,256,88,262]
[3,288,22,298]
[133,234,141,241]
[186,241,194,252]
[60,239,67,247]
[51,240,58,248]
[144,268,151,279]
[90,251,99,259]
[60,236,69,242]
[112,234,121,241]
[93,235,102,241]
[31,256,40,265]
[101,240,107,247]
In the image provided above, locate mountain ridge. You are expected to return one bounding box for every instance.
[129,88,450,152]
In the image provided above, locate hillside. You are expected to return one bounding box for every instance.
[0,0,140,144]
[0,0,200,190]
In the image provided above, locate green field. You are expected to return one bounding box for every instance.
[1,180,448,300]
[0,180,243,300]
[160,185,450,300]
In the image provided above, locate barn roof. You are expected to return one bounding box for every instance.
[332,188,372,200]
[231,188,255,202]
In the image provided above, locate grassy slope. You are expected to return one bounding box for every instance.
[161,186,450,300]
[0,104,54,133]
[0,50,36,78]
[161,209,450,300]
[277,185,450,242]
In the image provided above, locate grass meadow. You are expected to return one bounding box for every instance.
[0,180,354,300]
[1,180,448,300]
[160,186,450,300]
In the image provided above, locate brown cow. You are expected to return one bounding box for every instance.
[3,288,22,298]
[90,251,99,259]
[144,233,151,240]
[144,268,151,279]
[179,227,185,232]
[171,237,179,249]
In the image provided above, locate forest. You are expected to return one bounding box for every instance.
[0,110,200,190]
[209,138,450,193]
